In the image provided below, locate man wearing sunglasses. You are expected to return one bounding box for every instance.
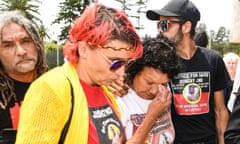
[146,0,231,144]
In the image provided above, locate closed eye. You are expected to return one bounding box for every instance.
[21,37,32,44]
[1,41,13,48]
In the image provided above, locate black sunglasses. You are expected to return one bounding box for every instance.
[157,20,181,32]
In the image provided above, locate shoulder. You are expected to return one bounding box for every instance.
[28,66,72,98]
[197,46,222,58]
[197,46,224,64]
[23,66,73,114]
[34,66,69,85]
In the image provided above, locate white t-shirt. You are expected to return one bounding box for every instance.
[228,62,240,112]
[117,88,175,144]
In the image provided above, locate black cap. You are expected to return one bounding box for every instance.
[146,0,200,28]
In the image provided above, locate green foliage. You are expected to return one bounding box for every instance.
[45,42,62,50]
[227,43,240,55]
[52,0,149,41]
[0,0,43,27]
[210,43,226,55]
[38,24,50,42]
[52,0,90,41]
[114,0,148,31]
[45,42,64,69]
[211,43,240,56]
[210,27,229,44]
[0,0,51,43]
[209,26,240,56]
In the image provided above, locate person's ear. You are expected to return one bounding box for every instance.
[77,41,88,58]
[181,21,192,34]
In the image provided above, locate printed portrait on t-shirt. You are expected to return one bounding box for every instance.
[108,124,121,144]
[183,83,201,104]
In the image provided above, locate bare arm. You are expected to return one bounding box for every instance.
[214,90,229,144]
[126,85,172,144]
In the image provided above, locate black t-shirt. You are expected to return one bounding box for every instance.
[0,78,30,131]
[224,87,240,144]
[171,46,231,143]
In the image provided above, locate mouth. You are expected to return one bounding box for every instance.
[17,59,34,64]
[138,92,155,100]
[146,94,156,100]
[16,59,36,67]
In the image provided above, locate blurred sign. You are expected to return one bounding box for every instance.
[230,0,240,43]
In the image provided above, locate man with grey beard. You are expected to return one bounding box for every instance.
[0,10,48,143]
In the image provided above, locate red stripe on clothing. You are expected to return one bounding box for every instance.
[9,103,20,129]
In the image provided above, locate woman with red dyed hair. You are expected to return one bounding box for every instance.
[15,3,164,144]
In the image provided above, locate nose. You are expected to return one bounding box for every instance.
[158,27,163,33]
[114,65,126,78]
[149,85,159,96]
[16,43,26,55]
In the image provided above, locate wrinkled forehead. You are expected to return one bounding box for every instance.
[0,23,28,42]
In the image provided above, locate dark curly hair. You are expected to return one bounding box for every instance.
[126,34,181,84]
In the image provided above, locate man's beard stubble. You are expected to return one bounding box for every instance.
[169,28,184,45]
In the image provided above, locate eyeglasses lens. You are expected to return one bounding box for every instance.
[161,20,168,32]
[110,60,125,71]
[110,59,136,71]
[126,60,135,69]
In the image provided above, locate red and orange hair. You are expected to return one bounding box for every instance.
[63,3,143,65]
